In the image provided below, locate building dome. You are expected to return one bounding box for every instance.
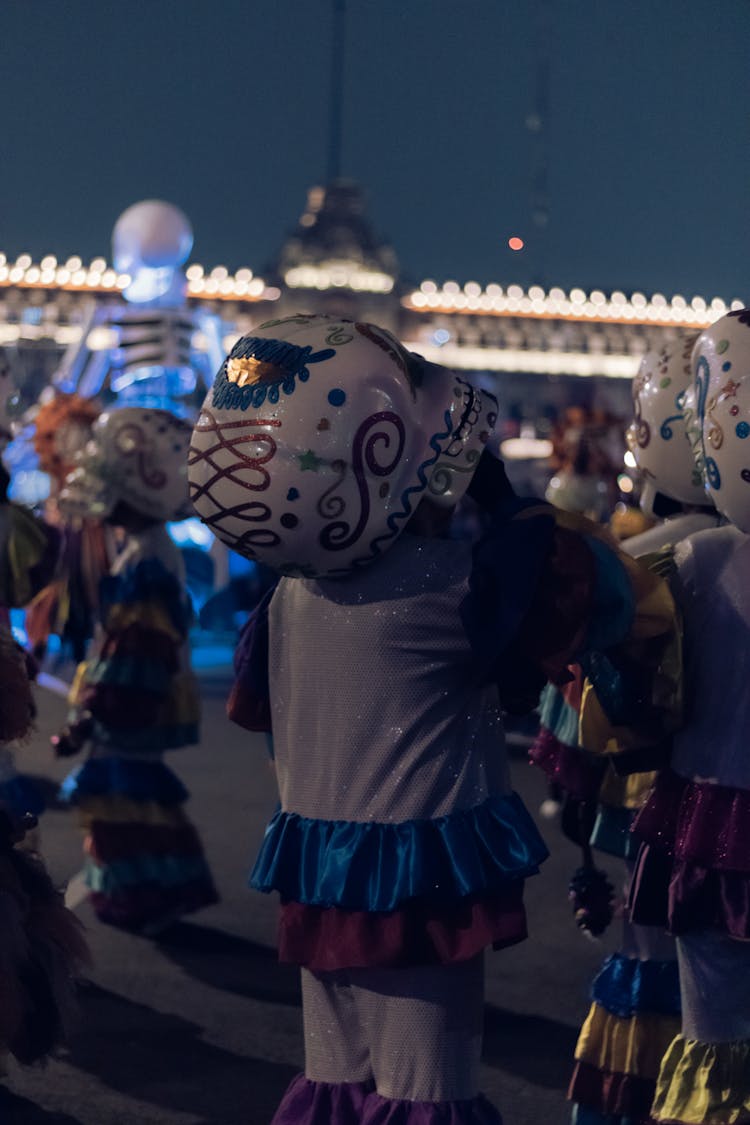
[273,180,398,296]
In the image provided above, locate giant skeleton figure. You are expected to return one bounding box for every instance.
[25,201,223,659]
[188,315,677,1125]
[629,309,750,1125]
[54,200,223,414]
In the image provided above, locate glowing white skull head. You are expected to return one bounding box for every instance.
[188,316,497,577]
[626,334,707,509]
[112,200,193,274]
[60,407,193,523]
[692,309,750,533]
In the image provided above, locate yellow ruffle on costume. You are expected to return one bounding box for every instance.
[652,1035,750,1123]
[576,1002,681,1079]
[597,765,658,811]
[106,600,184,644]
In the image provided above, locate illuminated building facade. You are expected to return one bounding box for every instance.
[0,179,744,431]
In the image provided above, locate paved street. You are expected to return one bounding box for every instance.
[2,680,620,1125]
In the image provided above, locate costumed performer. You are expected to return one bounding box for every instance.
[0,354,60,835]
[533,336,719,1125]
[51,407,217,934]
[629,309,750,1124]
[26,391,111,664]
[0,603,89,1070]
[187,314,675,1124]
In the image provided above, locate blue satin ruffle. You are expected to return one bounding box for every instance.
[250,792,549,911]
[571,1104,644,1125]
[59,756,189,806]
[537,682,580,748]
[591,951,681,1018]
[589,805,638,860]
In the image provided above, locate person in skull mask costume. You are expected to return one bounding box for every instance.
[53,407,217,934]
[630,309,750,1124]
[189,315,674,1124]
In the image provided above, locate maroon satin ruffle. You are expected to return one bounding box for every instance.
[632,769,750,871]
[528,727,604,801]
[568,1059,656,1119]
[668,863,750,939]
[629,842,750,939]
[278,887,527,971]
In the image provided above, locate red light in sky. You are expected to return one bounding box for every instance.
[508,236,525,251]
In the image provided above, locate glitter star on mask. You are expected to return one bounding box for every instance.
[298,449,323,472]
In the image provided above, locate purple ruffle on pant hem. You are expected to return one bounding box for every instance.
[668,862,750,939]
[361,1092,503,1124]
[271,1075,375,1123]
[270,1079,503,1124]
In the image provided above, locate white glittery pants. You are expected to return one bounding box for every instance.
[302,955,485,1102]
[677,930,750,1043]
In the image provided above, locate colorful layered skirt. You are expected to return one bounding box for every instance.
[630,771,750,1124]
[61,754,217,933]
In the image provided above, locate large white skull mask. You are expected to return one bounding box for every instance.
[60,407,193,523]
[188,316,497,577]
[692,309,750,533]
[625,334,707,509]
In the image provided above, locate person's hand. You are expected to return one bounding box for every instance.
[0,808,37,849]
[51,728,81,758]
[51,714,92,758]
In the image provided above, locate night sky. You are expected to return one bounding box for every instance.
[2,1,749,299]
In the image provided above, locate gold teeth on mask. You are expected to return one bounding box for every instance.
[226,356,286,387]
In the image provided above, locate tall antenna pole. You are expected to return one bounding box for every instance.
[327,0,347,183]
[526,0,551,285]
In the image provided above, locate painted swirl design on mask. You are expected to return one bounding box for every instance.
[694,355,722,489]
[188,409,281,556]
[319,411,405,552]
[115,423,168,490]
[660,394,685,441]
[630,357,660,449]
[316,459,347,519]
[428,380,483,496]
